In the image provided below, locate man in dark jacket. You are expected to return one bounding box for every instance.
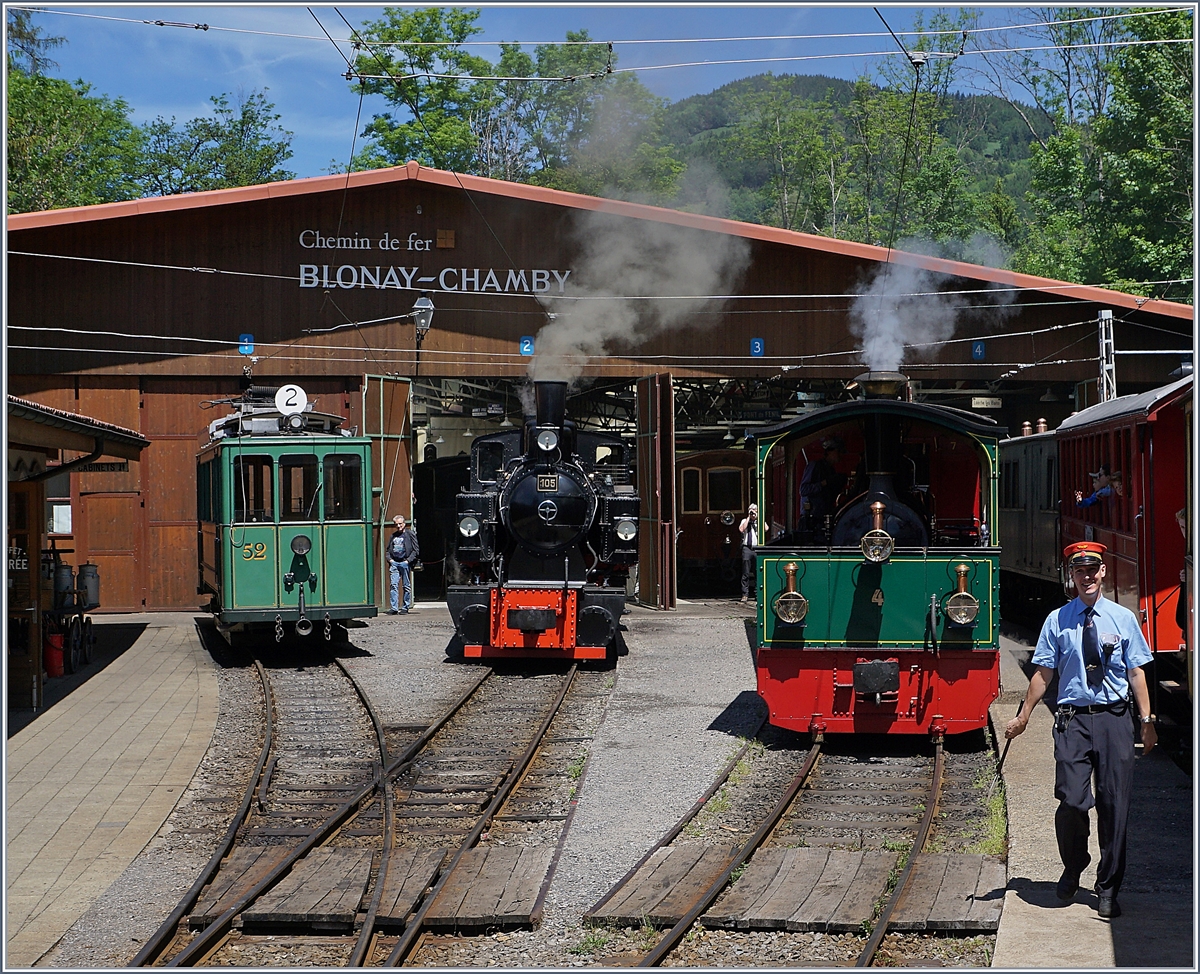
[387,515,419,614]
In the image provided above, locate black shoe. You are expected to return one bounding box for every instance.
[1097,892,1121,918]
[400,609,409,614]
[1056,870,1080,902]
[387,609,398,615]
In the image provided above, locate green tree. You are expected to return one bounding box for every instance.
[1090,8,1193,301]
[7,70,141,213]
[134,90,295,196]
[720,78,831,231]
[6,8,64,75]
[348,6,495,171]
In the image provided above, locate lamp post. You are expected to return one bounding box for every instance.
[412,292,434,375]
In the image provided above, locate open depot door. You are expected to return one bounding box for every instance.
[363,375,411,607]
[637,374,676,609]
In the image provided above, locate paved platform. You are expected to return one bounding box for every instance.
[5,615,218,969]
[991,628,1194,968]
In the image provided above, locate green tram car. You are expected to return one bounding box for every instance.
[197,385,377,644]
[753,372,1004,738]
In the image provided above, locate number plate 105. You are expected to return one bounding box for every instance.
[537,475,558,492]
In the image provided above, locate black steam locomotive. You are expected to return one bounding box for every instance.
[446,381,639,660]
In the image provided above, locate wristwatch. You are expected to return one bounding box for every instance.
[1140,714,1155,724]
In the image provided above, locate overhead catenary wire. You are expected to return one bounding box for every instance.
[23,5,1190,49]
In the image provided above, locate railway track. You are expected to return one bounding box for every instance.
[584,729,1004,968]
[131,642,616,968]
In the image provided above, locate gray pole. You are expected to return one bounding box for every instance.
[1098,309,1117,402]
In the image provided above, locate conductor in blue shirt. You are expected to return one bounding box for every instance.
[1003,541,1156,920]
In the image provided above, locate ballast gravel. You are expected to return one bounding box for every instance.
[34,601,997,968]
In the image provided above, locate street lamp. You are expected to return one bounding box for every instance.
[412,292,434,375]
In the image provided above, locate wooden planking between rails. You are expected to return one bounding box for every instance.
[242,847,374,930]
[376,848,446,930]
[702,848,896,932]
[888,854,1006,931]
[424,846,554,931]
[190,846,292,929]
[586,844,741,927]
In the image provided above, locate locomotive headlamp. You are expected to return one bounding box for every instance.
[537,429,559,452]
[280,413,305,431]
[860,501,894,563]
[773,562,809,624]
[945,563,980,624]
[616,518,637,542]
[458,515,481,538]
[290,534,312,555]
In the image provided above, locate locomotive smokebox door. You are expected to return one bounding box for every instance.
[853,659,900,695]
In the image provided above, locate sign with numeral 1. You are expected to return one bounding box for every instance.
[750,338,765,357]
[520,336,535,356]
[239,334,254,355]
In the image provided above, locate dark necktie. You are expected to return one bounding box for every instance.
[1083,606,1102,686]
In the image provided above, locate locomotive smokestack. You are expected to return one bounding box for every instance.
[535,381,568,428]
[853,371,910,401]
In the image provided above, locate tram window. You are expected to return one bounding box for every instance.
[708,468,743,513]
[324,455,362,521]
[681,468,701,513]
[197,460,211,523]
[281,455,320,522]
[233,456,274,523]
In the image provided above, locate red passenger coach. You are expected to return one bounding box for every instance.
[1057,376,1193,657]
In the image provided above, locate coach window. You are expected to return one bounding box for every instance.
[233,456,274,523]
[1043,456,1058,510]
[477,442,506,483]
[707,467,743,513]
[324,455,362,521]
[680,468,701,513]
[281,455,320,522]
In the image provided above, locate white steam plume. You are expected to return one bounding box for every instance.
[529,209,750,383]
[848,254,1018,373]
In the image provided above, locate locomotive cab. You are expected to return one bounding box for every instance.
[447,381,639,660]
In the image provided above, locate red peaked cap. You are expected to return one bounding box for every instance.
[1063,540,1106,566]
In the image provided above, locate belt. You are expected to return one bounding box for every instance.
[1060,701,1127,715]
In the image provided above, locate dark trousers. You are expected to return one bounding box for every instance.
[1052,709,1135,895]
[741,546,755,599]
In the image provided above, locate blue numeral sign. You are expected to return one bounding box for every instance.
[239,334,255,355]
[520,336,535,356]
[972,341,986,361]
[750,338,765,357]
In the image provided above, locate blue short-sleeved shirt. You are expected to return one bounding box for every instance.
[1032,592,1152,705]
[1032,595,1153,705]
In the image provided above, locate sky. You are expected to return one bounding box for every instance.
[11,3,1049,180]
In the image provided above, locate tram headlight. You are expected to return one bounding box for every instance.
[458,515,481,538]
[615,519,637,542]
[536,429,559,452]
[290,534,312,555]
[773,590,809,624]
[945,592,980,625]
[860,529,894,563]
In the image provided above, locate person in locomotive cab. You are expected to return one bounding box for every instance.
[386,515,420,615]
[1075,463,1117,507]
[738,503,759,603]
[1003,541,1155,920]
[800,436,846,538]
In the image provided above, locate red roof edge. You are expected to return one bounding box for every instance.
[7,162,1194,322]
